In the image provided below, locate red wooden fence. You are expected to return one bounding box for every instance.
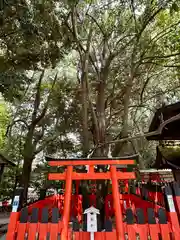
[6,206,180,239]
[6,158,180,239]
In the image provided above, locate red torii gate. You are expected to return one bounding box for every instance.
[6,158,180,239]
[48,159,136,240]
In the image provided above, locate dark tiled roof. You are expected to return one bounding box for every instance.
[147,102,180,140]
[0,154,16,166]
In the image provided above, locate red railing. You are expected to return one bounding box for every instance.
[6,206,180,239]
[6,158,180,239]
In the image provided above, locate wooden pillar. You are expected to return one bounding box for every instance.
[110,165,124,240]
[61,166,73,240]
[173,170,180,183]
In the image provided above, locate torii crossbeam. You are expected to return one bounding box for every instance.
[47,158,136,240]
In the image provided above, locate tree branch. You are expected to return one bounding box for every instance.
[33,124,45,147]
[96,112,180,148]
[6,119,29,137]
[151,20,180,43]
[0,30,20,39]
[32,70,45,122]
[140,65,156,103]
[141,61,180,68]
[32,72,58,126]
[142,52,180,60]
[86,13,106,37]
[130,0,137,32]
[138,7,163,37]
[143,85,180,103]
[34,117,60,154]
[107,79,118,126]
[65,10,99,75]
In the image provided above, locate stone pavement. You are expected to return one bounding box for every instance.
[0,234,6,240]
[0,213,10,225]
[0,212,10,238]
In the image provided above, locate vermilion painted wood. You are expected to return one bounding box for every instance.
[126,225,136,240]
[89,165,94,173]
[173,196,180,217]
[105,194,164,219]
[74,230,117,239]
[58,221,63,235]
[68,229,73,240]
[110,165,125,240]
[61,166,73,240]
[17,222,27,239]
[49,224,59,240]
[6,212,20,240]
[38,223,49,240]
[136,224,148,239]
[48,172,136,180]
[48,159,135,166]
[95,231,117,240]
[74,232,90,240]
[168,212,180,240]
[27,223,38,240]
[95,232,106,240]
[26,195,57,221]
[48,158,135,239]
[159,224,171,240]
[148,224,160,240]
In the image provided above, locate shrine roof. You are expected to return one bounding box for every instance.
[147,101,180,140]
[0,153,16,166]
[45,154,139,161]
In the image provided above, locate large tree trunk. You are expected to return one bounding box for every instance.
[20,158,33,206]
[20,127,35,206]
[92,69,108,229]
[113,76,133,157]
[81,79,89,157]
[96,80,107,156]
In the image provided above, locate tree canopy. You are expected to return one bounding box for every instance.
[1,0,180,200]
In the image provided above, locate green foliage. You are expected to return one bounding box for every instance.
[0,0,70,70]
[0,166,22,200]
[0,101,9,149]
[170,2,179,13]
[0,71,31,101]
[0,134,23,200]
[2,0,180,197]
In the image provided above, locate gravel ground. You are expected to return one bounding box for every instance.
[0,234,6,240]
[0,212,10,238]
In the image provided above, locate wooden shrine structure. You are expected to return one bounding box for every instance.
[5,102,180,239]
[6,158,180,239]
[146,101,180,181]
[0,153,16,183]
